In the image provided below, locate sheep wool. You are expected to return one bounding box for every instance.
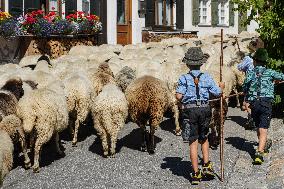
[17,85,68,172]
[91,83,128,157]
[0,130,13,187]
[125,76,180,154]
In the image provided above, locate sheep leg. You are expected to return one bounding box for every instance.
[110,129,119,158]
[100,134,109,157]
[54,132,65,157]
[32,138,44,173]
[72,119,80,147]
[140,125,147,152]
[148,126,156,154]
[173,104,181,136]
[234,89,241,108]
[17,127,31,169]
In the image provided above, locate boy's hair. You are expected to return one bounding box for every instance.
[187,65,201,70]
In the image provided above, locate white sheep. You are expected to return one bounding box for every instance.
[91,83,128,157]
[0,130,13,187]
[17,81,68,173]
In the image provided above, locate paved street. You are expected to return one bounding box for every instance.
[2,108,282,189]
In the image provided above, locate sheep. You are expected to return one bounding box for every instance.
[63,73,92,146]
[88,63,116,97]
[115,66,136,93]
[91,83,128,157]
[0,78,24,121]
[125,76,180,154]
[0,114,31,169]
[17,81,68,173]
[0,130,13,187]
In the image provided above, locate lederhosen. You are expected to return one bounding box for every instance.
[181,72,212,143]
[250,68,272,129]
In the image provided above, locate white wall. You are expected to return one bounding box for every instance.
[77,0,83,11]
[61,2,65,18]
[184,0,239,37]
[4,0,8,12]
[246,9,259,33]
[107,0,117,44]
[132,0,142,44]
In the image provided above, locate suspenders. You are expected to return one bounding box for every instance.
[183,72,203,106]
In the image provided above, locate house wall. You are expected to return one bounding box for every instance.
[132,0,142,44]
[107,0,117,44]
[184,0,239,37]
[4,0,8,12]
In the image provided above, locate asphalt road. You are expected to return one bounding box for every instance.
[3,108,253,189]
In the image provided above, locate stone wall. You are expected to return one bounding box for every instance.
[142,31,198,43]
[0,37,22,65]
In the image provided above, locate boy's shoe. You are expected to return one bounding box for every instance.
[202,161,215,177]
[254,151,264,165]
[264,139,272,155]
[191,170,202,185]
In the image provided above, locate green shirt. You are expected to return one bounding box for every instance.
[243,66,284,102]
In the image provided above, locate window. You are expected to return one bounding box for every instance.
[82,0,90,14]
[155,0,174,27]
[218,0,229,25]
[199,0,211,25]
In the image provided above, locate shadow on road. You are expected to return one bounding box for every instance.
[161,157,192,181]
[160,118,177,135]
[227,116,247,128]
[225,137,257,159]
[88,128,163,156]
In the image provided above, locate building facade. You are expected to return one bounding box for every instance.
[0,0,258,45]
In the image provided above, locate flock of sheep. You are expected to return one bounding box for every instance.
[0,31,257,185]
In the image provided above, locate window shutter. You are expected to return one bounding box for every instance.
[211,0,218,26]
[192,0,199,26]
[145,0,155,28]
[229,1,235,26]
[176,0,184,29]
[65,0,77,15]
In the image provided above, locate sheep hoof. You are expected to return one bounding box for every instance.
[103,151,109,158]
[32,166,40,173]
[140,145,147,152]
[25,161,32,169]
[109,154,115,158]
[57,151,66,158]
[72,142,77,147]
[175,129,182,136]
[148,149,155,155]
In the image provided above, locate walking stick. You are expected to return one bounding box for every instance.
[220,29,225,182]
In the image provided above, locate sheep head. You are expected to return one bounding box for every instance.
[1,78,24,100]
[97,63,114,77]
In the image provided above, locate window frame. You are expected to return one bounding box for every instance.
[218,0,229,26]
[154,0,174,30]
[198,0,211,26]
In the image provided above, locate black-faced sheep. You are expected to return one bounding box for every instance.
[0,78,24,121]
[0,130,13,187]
[16,82,68,173]
[91,83,128,157]
[115,66,136,93]
[125,76,180,154]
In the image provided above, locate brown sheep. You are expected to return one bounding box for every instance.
[125,76,179,154]
[88,63,116,97]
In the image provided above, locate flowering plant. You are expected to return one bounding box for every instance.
[53,19,75,35]
[0,18,23,38]
[0,11,12,22]
[29,18,53,37]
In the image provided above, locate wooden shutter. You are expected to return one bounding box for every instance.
[192,0,199,26]
[229,1,235,26]
[24,0,41,13]
[8,0,23,16]
[176,0,184,29]
[145,0,155,28]
[211,0,218,26]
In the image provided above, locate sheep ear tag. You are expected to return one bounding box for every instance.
[194,78,199,85]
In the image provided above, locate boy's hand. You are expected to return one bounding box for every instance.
[219,82,225,90]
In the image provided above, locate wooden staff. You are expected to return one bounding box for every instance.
[220,29,225,182]
[235,36,241,52]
